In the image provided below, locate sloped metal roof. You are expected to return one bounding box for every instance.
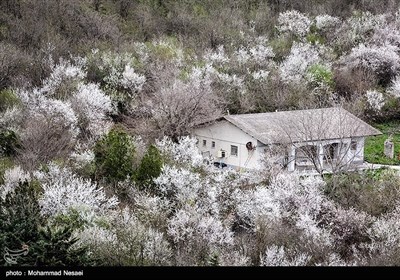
[218,107,382,144]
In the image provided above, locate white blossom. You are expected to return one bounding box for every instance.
[204,45,229,65]
[70,83,112,138]
[277,10,311,37]
[41,59,85,96]
[235,36,275,66]
[389,76,400,98]
[249,44,275,64]
[235,47,251,64]
[156,136,204,168]
[315,253,357,266]
[252,70,269,80]
[37,164,118,221]
[346,43,400,74]
[280,43,320,84]
[366,90,385,111]
[217,73,244,89]
[154,165,202,204]
[218,251,251,266]
[0,106,24,132]
[120,64,146,94]
[347,11,386,40]
[260,245,311,266]
[315,15,341,31]
[133,42,150,63]
[168,207,233,246]
[372,26,400,48]
[0,166,30,199]
[153,38,185,66]
[75,208,172,265]
[18,90,79,138]
[132,191,172,227]
[70,149,95,167]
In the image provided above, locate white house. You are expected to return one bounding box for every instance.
[193,107,382,172]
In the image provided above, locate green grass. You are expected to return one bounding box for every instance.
[365,121,400,165]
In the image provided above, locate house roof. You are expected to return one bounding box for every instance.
[200,107,382,145]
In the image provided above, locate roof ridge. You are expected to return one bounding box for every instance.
[224,107,339,118]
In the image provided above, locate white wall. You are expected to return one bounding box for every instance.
[290,136,365,171]
[347,137,364,163]
[193,121,366,171]
[193,121,261,169]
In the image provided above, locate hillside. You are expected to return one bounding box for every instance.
[1,0,400,267]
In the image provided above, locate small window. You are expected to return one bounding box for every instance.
[231,145,238,157]
[351,141,357,151]
[211,141,216,149]
[203,140,207,147]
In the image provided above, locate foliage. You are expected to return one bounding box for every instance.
[324,169,400,216]
[94,127,136,182]
[0,129,21,157]
[0,181,43,266]
[0,89,20,112]
[0,181,93,266]
[29,226,93,266]
[307,64,334,88]
[135,145,163,190]
[4,0,400,267]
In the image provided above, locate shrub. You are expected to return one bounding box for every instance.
[324,169,400,216]
[0,181,43,266]
[135,145,163,190]
[37,163,118,222]
[0,129,21,157]
[0,180,93,266]
[0,89,20,112]
[307,64,334,87]
[94,127,136,182]
[29,225,93,266]
[276,10,311,38]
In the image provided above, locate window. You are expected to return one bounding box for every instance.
[203,140,207,147]
[231,145,238,156]
[351,141,357,151]
[324,143,338,161]
[211,141,215,149]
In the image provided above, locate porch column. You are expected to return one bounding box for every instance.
[288,145,296,172]
[318,143,324,171]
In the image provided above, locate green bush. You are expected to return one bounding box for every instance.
[0,129,21,157]
[135,145,163,190]
[0,181,93,266]
[308,64,334,87]
[0,181,44,266]
[94,127,136,182]
[31,226,93,266]
[0,89,20,111]
[0,157,14,185]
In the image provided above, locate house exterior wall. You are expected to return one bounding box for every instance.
[290,136,365,171]
[193,121,367,172]
[193,121,261,169]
